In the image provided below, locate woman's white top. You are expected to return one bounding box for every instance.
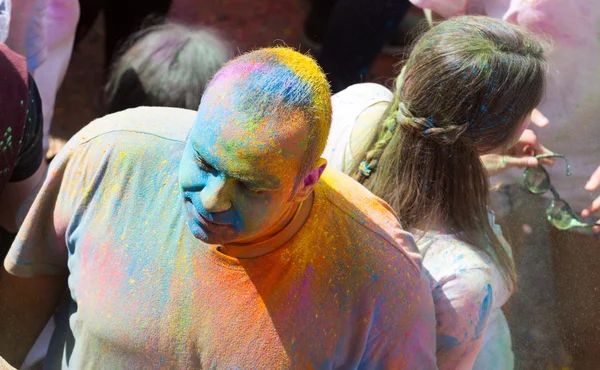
[324,83,515,370]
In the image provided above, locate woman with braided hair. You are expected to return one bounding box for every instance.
[323,16,549,369]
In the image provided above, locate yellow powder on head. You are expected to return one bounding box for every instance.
[268,47,331,108]
[267,47,332,160]
[212,47,333,168]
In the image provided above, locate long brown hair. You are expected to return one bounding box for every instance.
[350,16,549,289]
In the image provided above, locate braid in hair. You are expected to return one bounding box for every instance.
[356,68,406,181]
[357,66,471,181]
[395,102,469,146]
[357,95,401,179]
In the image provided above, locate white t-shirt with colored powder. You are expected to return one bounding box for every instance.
[324,83,515,370]
[6,106,438,369]
[409,0,600,212]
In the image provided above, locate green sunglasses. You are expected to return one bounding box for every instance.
[523,154,597,230]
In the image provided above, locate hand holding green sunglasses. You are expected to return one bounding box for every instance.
[523,153,599,231]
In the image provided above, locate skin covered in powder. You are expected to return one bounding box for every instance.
[178,48,330,247]
[179,90,308,245]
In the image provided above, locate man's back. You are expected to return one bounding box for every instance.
[6,107,436,369]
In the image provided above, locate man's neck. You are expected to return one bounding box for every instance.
[220,192,314,259]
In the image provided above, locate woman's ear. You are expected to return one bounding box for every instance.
[292,158,327,202]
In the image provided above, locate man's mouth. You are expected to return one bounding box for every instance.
[184,197,232,228]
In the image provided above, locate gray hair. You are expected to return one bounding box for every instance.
[106,21,232,112]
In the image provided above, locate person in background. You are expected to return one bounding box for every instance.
[323,16,549,369]
[31,0,80,156]
[105,21,231,113]
[0,44,46,260]
[1,5,70,366]
[0,47,436,369]
[408,1,600,368]
[75,0,173,70]
[303,0,414,93]
[0,0,11,42]
[3,0,47,71]
[2,0,80,157]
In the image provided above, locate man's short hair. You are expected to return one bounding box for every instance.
[207,47,332,178]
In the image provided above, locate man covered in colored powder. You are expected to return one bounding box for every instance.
[0,48,437,369]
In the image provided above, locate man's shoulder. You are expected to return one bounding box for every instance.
[47,107,194,198]
[71,107,196,146]
[314,168,422,274]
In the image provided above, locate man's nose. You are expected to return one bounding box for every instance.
[200,175,232,213]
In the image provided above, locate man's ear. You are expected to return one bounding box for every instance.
[293,158,327,202]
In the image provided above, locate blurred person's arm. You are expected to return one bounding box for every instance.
[582,167,600,234]
[6,0,47,70]
[482,110,552,176]
[0,75,46,233]
[481,129,554,176]
[0,164,46,233]
[0,269,66,367]
[1,73,73,367]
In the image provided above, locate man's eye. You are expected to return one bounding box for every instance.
[241,182,265,195]
[195,154,213,171]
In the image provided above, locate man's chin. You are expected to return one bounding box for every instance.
[187,220,235,245]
